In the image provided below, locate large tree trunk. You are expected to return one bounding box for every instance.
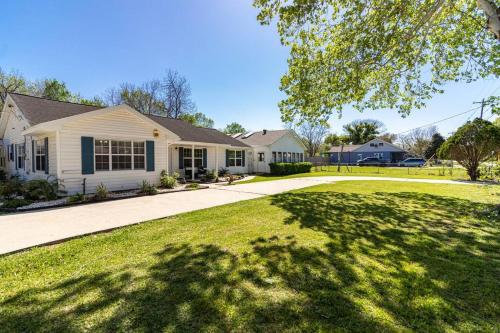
[477,0,500,40]
[467,164,480,181]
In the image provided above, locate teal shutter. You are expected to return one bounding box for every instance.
[226,150,230,167]
[202,148,207,168]
[179,147,184,169]
[242,150,245,167]
[81,136,94,175]
[146,140,155,171]
[44,137,49,174]
[32,140,35,171]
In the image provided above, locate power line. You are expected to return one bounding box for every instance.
[396,106,481,135]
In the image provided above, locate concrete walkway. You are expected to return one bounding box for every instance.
[0,176,475,255]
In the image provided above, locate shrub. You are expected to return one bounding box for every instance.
[94,183,108,200]
[479,164,500,181]
[205,169,217,180]
[2,198,32,209]
[68,193,85,203]
[0,177,24,198]
[185,183,200,189]
[269,162,313,175]
[160,174,177,189]
[218,168,229,177]
[23,179,59,201]
[140,180,158,195]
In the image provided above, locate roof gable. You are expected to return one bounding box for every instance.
[236,129,295,146]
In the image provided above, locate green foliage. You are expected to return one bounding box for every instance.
[185,183,200,189]
[205,169,217,181]
[160,173,177,189]
[23,179,59,201]
[218,168,230,177]
[139,180,158,195]
[269,162,313,175]
[324,133,349,146]
[342,119,385,144]
[37,79,72,101]
[424,133,446,159]
[0,177,24,198]
[2,198,32,209]
[254,0,499,122]
[438,118,500,180]
[223,122,246,135]
[94,183,108,200]
[479,163,500,181]
[68,193,85,203]
[180,112,214,128]
[78,96,107,107]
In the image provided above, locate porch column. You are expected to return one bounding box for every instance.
[215,146,219,174]
[191,144,195,180]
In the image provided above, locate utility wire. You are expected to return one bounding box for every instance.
[396,106,481,135]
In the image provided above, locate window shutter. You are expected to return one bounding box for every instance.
[32,140,35,171]
[179,147,184,169]
[146,140,155,172]
[44,137,49,174]
[23,143,26,170]
[81,136,94,175]
[202,148,207,168]
[242,150,245,167]
[10,144,14,161]
[14,144,17,170]
[226,150,230,167]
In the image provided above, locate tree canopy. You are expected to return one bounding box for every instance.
[423,132,446,159]
[438,118,500,180]
[254,0,500,122]
[223,122,247,135]
[342,119,385,144]
[180,112,215,128]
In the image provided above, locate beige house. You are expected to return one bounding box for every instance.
[0,93,250,194]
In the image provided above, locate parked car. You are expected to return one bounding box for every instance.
[356,157,385,166]
[398,158,426,167]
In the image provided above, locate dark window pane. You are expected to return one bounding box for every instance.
[194,158,203,168]
[134,155,145,169]
[96,155,109,171]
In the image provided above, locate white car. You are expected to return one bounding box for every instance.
[398,158,426,167]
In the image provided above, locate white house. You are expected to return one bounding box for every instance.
[0,93,250,194]
[234,129,307,173]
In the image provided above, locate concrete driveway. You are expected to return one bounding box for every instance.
[0,176,473,255]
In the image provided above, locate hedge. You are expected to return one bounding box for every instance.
[269,162,313,175]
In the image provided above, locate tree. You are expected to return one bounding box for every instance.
[106,81,164,115]
[78,96,107,107]
[397,126,438,157]
[342,119,385,144]
[423,133,446,159]
[223,122,246,135]
[377,133,397,144]
[0,67,28,109]
[438,118,500,180]
[180,112,214,128]
[296,121,329,156]
[324,133,349,146]
[254,0,499,122]
[163,69,196,118]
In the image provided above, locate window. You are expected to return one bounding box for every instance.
[35,140,46,172]
[228,149,243,167]
[379,143,384,147]
[183,148,203,168]
[288,152,292,162]
[272,152,276,163]
[258,152,265,162]
[278,152,282,162]
[300,153,304,162]
[95,139,145,171]
[292,153,296,162]
[16,144,25,169]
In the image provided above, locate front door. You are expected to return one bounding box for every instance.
[256,152,266,173]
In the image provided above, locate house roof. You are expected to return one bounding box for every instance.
[8,93,102,126]
[327,144,362,153]
[146,115,250,147]
[235,129,293,146]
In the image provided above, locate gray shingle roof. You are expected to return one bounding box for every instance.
[146,115,250,147]
[328,145,362,153]
[9,93,101,126]
[235,129,292,146]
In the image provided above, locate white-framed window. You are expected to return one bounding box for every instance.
[258,152,265,162]
[95,139,145,171]
[277,152,282,162]
[16,144,25,169]
[35,140,46,172]
[374,153,383,159]
[272,151,276,162]
[183,148,203,168]
[228,149,243,167]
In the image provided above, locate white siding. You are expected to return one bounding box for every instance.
[58,109,168,194]
[251,133,305,173]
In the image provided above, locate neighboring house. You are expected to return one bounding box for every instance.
[0,93,250,194]
[234,129,307,173]
[325,138,407,164]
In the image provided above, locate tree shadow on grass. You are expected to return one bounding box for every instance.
[269,191,500,331]
[1,190,498,332]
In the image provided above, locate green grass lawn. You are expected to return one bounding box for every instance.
[239,165,469,184]
[0,181,499,332]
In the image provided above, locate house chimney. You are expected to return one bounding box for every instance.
[263,129,267,135]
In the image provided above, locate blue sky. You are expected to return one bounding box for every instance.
[1,0,498,136]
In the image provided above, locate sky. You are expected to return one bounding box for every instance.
[1,0,498,137]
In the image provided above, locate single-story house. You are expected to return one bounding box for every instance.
[234,129,307,173]
[0,93,250,194]
[324,138,407,164]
